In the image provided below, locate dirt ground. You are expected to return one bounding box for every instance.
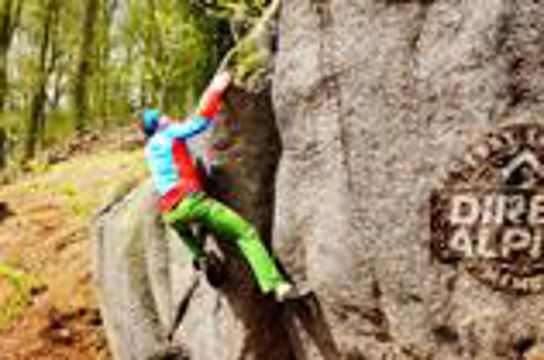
[0,140,146,359]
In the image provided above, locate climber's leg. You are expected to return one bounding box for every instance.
[162,196,205,263]
[195,196,287,294]
[171,222,205,263]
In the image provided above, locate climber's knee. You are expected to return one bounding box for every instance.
[238,224,260,244]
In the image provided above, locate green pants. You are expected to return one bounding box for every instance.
[162,192,286,293]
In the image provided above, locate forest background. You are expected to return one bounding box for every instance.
[0,0,268,177]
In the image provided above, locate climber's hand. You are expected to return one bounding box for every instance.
[209,71,232,93]
[197,71,232,118]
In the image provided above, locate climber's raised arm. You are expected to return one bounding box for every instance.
[163,115,210,139]
[163,71,232,140]
[196,71,232,119]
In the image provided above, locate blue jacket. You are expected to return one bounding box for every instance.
[145,115,212,211]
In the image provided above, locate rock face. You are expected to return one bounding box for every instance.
[273,1,544,359]
[96,1,544,359]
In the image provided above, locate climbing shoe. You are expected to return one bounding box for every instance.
[274,282,297,302]
[193,252,226,288]
[148,345,189,360]
[274,282,312,302]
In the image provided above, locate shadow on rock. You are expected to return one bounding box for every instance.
[282,292,341,360]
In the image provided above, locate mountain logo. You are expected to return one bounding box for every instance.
[430,123,544,294]
[501,149,544,188]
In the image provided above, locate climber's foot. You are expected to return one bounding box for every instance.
[194,252,226,288]
[274,282,312,302]
[148,345,189,360]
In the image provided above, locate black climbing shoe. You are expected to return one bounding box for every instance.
[192,256,205,271]
[193,252,226,288]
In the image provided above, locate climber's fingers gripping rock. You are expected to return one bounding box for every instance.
[197,71,233,119]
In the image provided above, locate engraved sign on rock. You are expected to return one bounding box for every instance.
[431,123,544,294]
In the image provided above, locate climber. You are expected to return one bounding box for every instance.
[140,71,296,302]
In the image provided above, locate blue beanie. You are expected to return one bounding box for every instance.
[142,109,161,137]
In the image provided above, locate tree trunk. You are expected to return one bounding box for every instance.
[0,0,22,110]
[144,0,164,108]
[72,0,98,132]
[23,0,56,160]
[0,127,6,169]
[96,0,117,125]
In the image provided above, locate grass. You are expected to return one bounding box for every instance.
[15,149,147,221]
[0,263,41,329]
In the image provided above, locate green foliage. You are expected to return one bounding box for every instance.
[44,109,75,146]
[0,111,24,137]
[120,0,223,114]
[0,263,39,328]
[0,263,25,289]
[22,158,50,174]
[197,0,270,21]
[234,36,267,83]
[216,0,280,88]
[57,182,94,218]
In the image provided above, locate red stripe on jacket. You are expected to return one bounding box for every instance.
[198,89,222,118]
[159,140,203,213]
[159,87,225,213]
